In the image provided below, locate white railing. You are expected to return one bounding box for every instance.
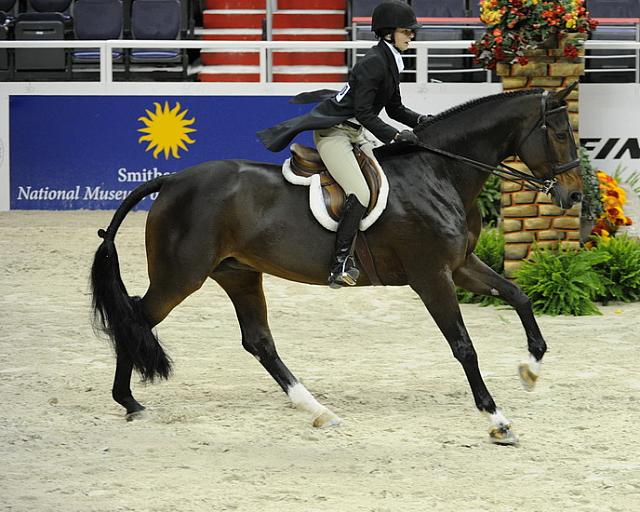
[0,39,639,83]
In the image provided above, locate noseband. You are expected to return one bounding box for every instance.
[414,91,580,194]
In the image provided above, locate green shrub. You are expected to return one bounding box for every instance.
[474,226,504,274]
[457,227,504,306]
[590,235,640,304]
[476,175,502,226]
[579,147,604,222]
[515,247,608,316]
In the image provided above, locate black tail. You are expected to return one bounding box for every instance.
[91,177,172,382]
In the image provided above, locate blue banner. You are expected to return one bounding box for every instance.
[10,95,314,210]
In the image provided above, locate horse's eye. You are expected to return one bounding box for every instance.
[556,131,567,141]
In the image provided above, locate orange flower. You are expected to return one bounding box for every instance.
[591,169,632,239]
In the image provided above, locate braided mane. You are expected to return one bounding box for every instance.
[414,88,544,136]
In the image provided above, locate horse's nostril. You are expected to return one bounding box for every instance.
[570,191,583,204]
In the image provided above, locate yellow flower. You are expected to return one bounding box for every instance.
[481,10,503,25]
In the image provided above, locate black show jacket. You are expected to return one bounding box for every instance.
[257,40,422,152]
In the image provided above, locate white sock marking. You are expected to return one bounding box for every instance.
[528,353,541,375]
[287,383,326,417]
[484,409,511,428]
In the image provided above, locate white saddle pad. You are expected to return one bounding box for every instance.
[281,157,389,232]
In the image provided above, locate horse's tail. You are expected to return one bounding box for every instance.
[90,176,172,382]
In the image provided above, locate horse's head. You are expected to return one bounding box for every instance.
[516,83,583,209]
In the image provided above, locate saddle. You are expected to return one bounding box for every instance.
[284,143,388,230]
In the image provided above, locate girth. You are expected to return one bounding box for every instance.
[289,143,382,221]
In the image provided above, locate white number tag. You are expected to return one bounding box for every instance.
[335,83,350,102]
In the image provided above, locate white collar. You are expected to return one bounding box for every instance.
[383,40,404,74]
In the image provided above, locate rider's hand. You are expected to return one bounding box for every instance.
[417,114,433,124]
[394,130,419,144]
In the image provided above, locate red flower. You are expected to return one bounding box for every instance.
[563,44,579,58]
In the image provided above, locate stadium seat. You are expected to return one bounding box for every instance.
[29,0,73,24]
[0,0,16,71]
[469,1,480,18]
[0,0,16,15]
[72,0,123,68]
[586,0,639,83]
[126,0,188,80]
[351,0,378,18]
[587,0,640,17]
[413,0,468,82]
[412,0,466,17]
[14,12,66,71]
[10,0,73,74]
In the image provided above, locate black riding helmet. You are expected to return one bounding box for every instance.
[371,0,421,32]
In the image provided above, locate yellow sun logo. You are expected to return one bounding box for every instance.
[137,101,196,159]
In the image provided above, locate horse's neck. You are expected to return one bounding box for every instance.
[429,101,526,162]
[423,98,531,203]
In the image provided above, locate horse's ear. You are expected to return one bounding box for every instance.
[552,81,578,103]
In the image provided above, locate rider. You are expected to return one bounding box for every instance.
[257,0,427,288]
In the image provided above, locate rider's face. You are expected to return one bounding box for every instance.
[393,28,415,52]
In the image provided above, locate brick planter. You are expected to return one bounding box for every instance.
[497,33,585,279]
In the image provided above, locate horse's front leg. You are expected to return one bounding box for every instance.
[453,253,546,391]
[410,271,518,445]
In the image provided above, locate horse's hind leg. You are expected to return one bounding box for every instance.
[453,254,546,391]
[112,252,213,419]
[212,268,341,428]
[410,272,518,445]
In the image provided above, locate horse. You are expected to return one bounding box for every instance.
[91,85,583,445]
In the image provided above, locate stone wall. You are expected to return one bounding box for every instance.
[496,34,585,279]
[501,178,581,278]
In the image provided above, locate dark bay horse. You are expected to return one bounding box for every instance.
[91,85,583,445]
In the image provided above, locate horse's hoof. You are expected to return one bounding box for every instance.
[489,423,519,446]
[518,362,539,392]
[312,408,342,428]
[125,406,146,422]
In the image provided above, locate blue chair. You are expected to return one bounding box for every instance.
[412,1,467,82]
[469,0,481,18]
[587,0,640,17]
[72,0,123,67]
[126,0,187,80]
[351,0,378,18]
[412,0,466,17]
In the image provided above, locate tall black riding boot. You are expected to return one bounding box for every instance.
[328,194,367,289]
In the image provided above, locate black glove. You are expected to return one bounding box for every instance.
[417,114,433,124]
[394,129,419,144]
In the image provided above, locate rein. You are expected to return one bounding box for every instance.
[414,91,580,195]
[414,142,558,194]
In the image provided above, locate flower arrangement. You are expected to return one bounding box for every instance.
[591,170,633,239]
[470,0,598,69]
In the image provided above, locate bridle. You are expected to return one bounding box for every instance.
[415,91,581,194]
